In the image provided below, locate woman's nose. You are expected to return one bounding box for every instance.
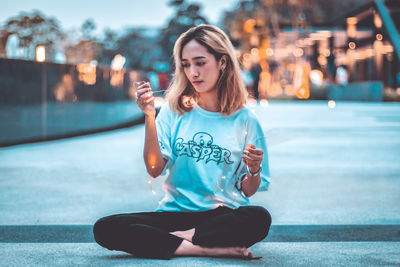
[191,66,199,78]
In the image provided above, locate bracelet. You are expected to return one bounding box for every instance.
[247,165,262,177]
[235,166,262,192]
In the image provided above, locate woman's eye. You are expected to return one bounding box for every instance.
[196,62,205,66]
[182,64,190,68]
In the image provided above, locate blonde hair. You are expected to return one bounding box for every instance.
[165,24,248,115]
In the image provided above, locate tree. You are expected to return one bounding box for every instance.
[97,28,119,66]
[158,0,208,67]
[115,28,157,70]
[96,26,161,70]
[0,30,15,57]
[80,18,97,41]
[3,10,65,60]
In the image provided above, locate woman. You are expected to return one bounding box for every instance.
[93,24,272,260]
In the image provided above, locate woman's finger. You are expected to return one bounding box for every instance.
[137,90,153,103]
[136,93,150,106]
[136,84,151,98]
[136,87,151,98]
[247,147,263,155]
[137,84,150,92]
[146,96,155,103]
[246,155,262,163]
[242,155,261,166]
[243,152,262,161]
[136,81,150,89]
[143,90,153,99]
[243,150,263,160]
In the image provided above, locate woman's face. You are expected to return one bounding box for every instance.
[181,39,223,95]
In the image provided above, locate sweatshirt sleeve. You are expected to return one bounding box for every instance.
[238,112,271,192]
[155,102,174,174]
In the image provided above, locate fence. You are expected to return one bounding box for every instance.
[0,58,147,146]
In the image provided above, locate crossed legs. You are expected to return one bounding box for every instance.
[93,205,271,259]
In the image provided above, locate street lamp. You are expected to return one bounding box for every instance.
[36,45,47,138]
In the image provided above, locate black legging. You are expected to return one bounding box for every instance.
[93,205,271,259]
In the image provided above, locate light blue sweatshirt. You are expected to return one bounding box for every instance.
[155,102,270,212]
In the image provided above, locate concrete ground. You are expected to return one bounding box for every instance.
[1,242,400,267]
[1,101,400,266]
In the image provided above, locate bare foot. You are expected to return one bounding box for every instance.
[174,240,255,259]
[204,246,254,259]
[170,228,195,242]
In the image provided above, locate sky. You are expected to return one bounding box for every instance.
[1,0,239,33]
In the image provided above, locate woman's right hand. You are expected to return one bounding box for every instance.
[136,81,156,117]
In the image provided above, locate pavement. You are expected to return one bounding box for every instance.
[1,100,400,266]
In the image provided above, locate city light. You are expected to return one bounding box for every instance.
[110,54,126,71]
[36,46,46,62]
[304,38,314,46]
[296,87,310,99]
[76,63,97,85]
[53,74,77,102]
[110,54,126,87]
[260,99,269,107]
[347,17,358,38]
[374,12,383,28]
[266,48,274,56]
[243,19,256,33]
[383,45,394,53]
[250,48,259,56]
[293,48,304,57]
[318,55,327,66]
[316,30,332,38]
[310,31,331,41]
[323,49,331,57]
[346,17,358,25]
[310,69,324,88]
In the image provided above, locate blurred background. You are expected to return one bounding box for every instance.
[1,3,400,265]
[0,0,399,146]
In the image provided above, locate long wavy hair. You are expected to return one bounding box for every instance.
[165,24,248,115]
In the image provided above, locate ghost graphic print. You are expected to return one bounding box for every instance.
[173,132,234,164]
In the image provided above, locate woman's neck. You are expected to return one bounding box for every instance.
[197,91,219,112]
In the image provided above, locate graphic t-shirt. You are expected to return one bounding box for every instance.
[155,102,271,212]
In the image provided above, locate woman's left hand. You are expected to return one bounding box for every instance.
[242,144,263,174]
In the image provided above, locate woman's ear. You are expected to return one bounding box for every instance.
[219,55,227,70]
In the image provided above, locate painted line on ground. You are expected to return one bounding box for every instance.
[0,225,399,243]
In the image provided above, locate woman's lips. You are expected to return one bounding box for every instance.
[192,81,203,85]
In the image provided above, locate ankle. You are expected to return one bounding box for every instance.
[184,228,195,242]
[174,239,204,256]
[171,228,195,242]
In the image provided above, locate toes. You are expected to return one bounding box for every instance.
[241,247,249,257]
